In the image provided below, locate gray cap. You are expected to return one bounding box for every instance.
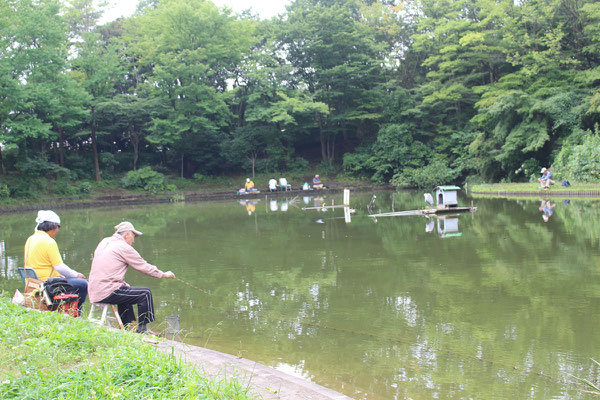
[114,221,143,236]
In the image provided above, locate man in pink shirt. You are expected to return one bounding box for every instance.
[88,221,175,334]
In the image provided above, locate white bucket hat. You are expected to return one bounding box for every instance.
[35,210,60,229]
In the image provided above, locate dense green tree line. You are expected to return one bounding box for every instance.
[1,0,599,194]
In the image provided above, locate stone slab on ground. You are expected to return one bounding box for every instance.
[155,339,354,400]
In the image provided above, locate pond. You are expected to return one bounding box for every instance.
[2,191,600,399]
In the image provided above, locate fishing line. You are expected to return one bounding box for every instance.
[166,275,588,389]
[179,295,587,389]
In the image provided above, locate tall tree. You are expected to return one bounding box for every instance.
[227,27,329,172]
[96,94,163,171]
[0,0,72,168]
[469,0,597,180]
[131,0,256,177]
[72,32,125,181]
[278,0,387,163]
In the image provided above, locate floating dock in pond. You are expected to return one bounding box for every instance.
[369,185,477,218]
[302,188,350,210]
[422,206,477,214]
[369,206,476,218]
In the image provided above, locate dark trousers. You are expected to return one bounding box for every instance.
[99,286,155,326]
[66,278,88,312]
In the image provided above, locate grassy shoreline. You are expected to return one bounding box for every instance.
[0,173,375,211]
[471,182,600,193]
[0,298,254,399]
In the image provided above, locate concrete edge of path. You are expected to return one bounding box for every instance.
[154,339,355,400]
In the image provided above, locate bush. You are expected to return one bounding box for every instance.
[464,175,485,186]
[64,153,94,180]
[286,157,310,172]
[343,152,378,179]
[192,172,207,182]
[392,159,459,188]
[53,180,80,196]
[553,128,600,182]
[316,160,339,176]
[78,181,92,194]
[0,183,9,198]
[254,158,279,174]
[99,152,119,179]
[15,157,72,179]
[120,167,166,192]
[8,178,45,198]
[512,158,542,183]
[342,124,431,184]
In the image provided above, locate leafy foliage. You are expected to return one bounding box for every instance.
[553,129,600,182]
[15,157,72,179]
[392,159,460,188]
[0,183,9,198]
[2,0,600,194]
[120,166,167,192]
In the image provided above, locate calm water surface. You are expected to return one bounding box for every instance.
[2,191,600,399]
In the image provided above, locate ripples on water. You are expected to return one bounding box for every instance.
[2,192,600,399]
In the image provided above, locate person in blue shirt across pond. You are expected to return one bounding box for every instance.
[538,167,554,190]
[539,199,555,222]
[312,174,323,190]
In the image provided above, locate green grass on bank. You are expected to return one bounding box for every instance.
[471,182,600,193]
[0,298,254,400]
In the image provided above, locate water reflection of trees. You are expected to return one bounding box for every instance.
[367,197,600,398]
[158,195,600,398]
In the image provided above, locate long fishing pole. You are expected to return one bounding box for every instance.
[173,276,211,296]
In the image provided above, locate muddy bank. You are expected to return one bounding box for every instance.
[0,184,391,214]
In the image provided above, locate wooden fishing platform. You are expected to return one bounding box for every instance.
[423,206,477,214]
[302,204,348,210]
[302,188,351,211]
[369,206,477,218]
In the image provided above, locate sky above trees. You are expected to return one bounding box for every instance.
[99,0,290,23]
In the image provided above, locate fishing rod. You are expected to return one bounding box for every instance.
[173,276,211,296]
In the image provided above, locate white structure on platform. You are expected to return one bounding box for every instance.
[434,186,460,208]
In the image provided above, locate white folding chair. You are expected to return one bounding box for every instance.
[88,303,124,329]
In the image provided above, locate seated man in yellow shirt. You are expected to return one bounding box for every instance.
[24,210,88,312]
[244,178,256,192]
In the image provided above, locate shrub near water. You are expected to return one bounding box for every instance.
[0,183,9,198]
[553,130,600,182]
[0,299,254,400]
[393,159,459,188]
[120,167,167,192]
